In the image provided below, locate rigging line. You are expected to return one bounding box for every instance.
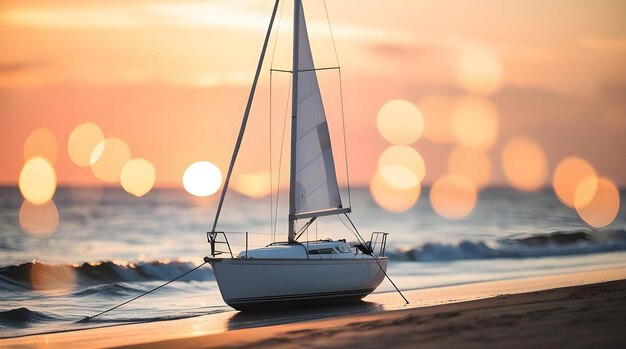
[269,0,284,240]
[294,217,316,240]
[269,0,286,68]
[338,68,351,208]
[321,1,349,206]
[270,70,274,242]
[343,213,409,305]
[273,74,292,238]
[77,261,208,323]
[270,68,293,73]
[270,0,285,242]
[271,67,339,73]
[337,214,355,235]
[300,66,339,72]
[322,0,340,66]
[211,0,280,233]
[337,215,359,258]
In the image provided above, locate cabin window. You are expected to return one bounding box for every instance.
[335,245,350,253]
[309,248,335,254]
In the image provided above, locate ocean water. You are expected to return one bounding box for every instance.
[1,186,625,338]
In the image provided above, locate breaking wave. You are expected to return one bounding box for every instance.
[0,260,214,291]
[388,229,626,262]
[1,230,625,291]
[0,307,56,328]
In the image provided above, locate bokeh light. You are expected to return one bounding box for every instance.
[574,177,620,228]
[369,171,421,212]
[31,262,76,294]
[451,96,499,149]
[232,172,271,199]
[455,47,503,95]
[501,137,547,192]
[448,146,491,188]
[376,99,424,145]
[430,174,477,220]
[417,95,455,143]
[19,157,56,205]
[19,200,59,237]
[378,165,419,190]
[378,145,425,189]
[67,123,105,167]
[23,128,58,164]
[552,157,597,208]
[90,137,131,183]
[121,158,156,197]
[183,161,222,197]
[573,176,598,210]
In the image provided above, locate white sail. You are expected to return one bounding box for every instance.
[293,4,344,217]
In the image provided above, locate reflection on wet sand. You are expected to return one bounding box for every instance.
[226,300,385,331]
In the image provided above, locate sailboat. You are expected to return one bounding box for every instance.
[205,0,397,311]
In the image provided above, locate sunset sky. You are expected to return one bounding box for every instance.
[1,0,625,189]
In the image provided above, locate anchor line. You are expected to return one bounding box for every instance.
[78,261,208,323]
[342,213,409,305]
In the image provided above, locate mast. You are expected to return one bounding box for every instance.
[210,0,280,234]
[288,0,301,243]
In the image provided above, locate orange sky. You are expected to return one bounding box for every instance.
[1,0,625,188]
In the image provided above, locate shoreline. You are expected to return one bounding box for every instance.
[130,278,626,349]
[3,266,626,348]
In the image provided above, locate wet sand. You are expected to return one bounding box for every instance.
[127,280,626,349]
[3,267,626,348]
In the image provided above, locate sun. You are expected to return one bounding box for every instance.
[183,161,222,197]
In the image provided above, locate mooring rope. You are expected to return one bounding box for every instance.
[77,261,208,323]
[342,214,409,305]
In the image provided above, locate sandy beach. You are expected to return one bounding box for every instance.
[124,272,626,349]
[3,267,626,349]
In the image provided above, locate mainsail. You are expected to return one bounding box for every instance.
[292,4,345,219]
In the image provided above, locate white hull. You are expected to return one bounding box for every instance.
[209,257,387,310]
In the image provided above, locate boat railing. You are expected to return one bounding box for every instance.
[208,231,389,259]
[206,231,234,258]
[369,232,389,257]
[208,231,282,259]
